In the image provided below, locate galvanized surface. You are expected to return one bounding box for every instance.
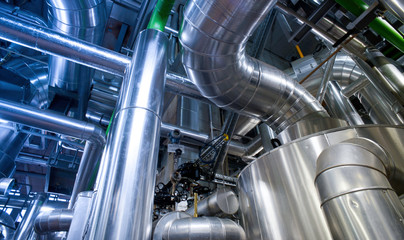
[238,125,404,239]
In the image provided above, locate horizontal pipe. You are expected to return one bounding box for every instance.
[0,99,105,206]
[0,14,130,76]
[34,209,73,234]
[162,217,246,240]
[160,123,263,157]
[186,188,239,216]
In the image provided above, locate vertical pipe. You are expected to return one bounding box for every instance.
[316,54,337,103]
[258,123,276,152]
[88,29,168,240]
[13,193,47,240]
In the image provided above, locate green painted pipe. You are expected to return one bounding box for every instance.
[147,0,176,32]
[335,0,404,53]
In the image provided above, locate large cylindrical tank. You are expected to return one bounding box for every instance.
[237,125,404,239]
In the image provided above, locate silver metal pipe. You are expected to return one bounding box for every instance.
[161,122,263,157]
[165,217,246,240]
[324,81,364,125]
[0,195,68,209]
[366,47,404,105]
[34,209,73,234]
[380,0,404,23]
[186,187,239,216]
[341,76,370,97]
[13,193,47,240]
[0,99,106,206]
[165,72,208,103]
[88,29,168,240]
[0,14,131,76]
[258,123,277,153]
[180,0,328,133]
[315,138,404,239]
[46,0,107,119]
[154,212,246,240]
[316,53,337,103]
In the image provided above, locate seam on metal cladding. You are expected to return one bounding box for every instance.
[114,106,162,121]
[320,187,394,206]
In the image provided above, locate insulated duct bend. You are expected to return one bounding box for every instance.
[180,0,328,133]
[47,0,106,118]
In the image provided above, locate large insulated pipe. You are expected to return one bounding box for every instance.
[0,99,105,206]
[13,193,46,240]
[34,209,73,234]
[179,0,329,133]
[315,138,404,239]
[162,217,246,240]
[154,212,246,240]
[46,0,107,119]
[0,14,130,76]
[185,188,239,216]
[88,29,168,240]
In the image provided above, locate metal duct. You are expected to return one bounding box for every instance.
[185,187,239,216]
[315,138,404,239]
[34,209,73,234]
[0,99,105,206]
[0,57,48,178]
[179,0,328,133]
[46,0,106,119]
[13,193,46,240]
[154,212,246,240]
[88,29,168,240]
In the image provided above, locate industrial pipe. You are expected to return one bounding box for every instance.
[380,0,404,23]
[0,99,106,206]
[34,209,73,234]
[185,188,239,216]
[162,217,246,240]
[0,14,130,76]
[88,29,168,240]
[180,0,329,133]
[324,81,364,125]
[13,193,46,240]
[335,0,404,53]
[46,0,107,119]
[315,138,404,239]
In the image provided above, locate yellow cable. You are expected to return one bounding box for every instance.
[295,45,304,58]
[194,193,198,217]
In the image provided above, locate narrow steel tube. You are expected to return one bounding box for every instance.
[0,14,131,76]
[316,53,337,103]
